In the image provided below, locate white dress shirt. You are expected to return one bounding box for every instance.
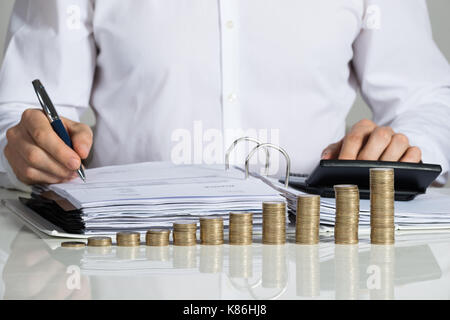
[0,0,450,190]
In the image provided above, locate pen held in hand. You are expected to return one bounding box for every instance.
[32,79,86,183]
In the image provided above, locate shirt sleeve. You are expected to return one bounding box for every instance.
[0,0,96,190]
[353,0,450,184]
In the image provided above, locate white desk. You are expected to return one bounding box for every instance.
[0,188,449,300]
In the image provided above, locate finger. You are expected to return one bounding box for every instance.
[15,127,76,179]
[63,117,93,159]
[380,133,410,161]
[321,139,343,160]
[6,147,65,185]
[356,126,395,160]
[21,109,81,170]
[400,146,422,163]
[339,119,377,160]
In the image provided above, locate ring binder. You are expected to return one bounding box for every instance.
[225,136,270,175]
[245,143,291,187]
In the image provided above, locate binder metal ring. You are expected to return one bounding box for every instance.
[245,143,291,187]
[225,137,270,175]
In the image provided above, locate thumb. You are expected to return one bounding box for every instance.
[321,139,343,160]
[62,117,93,160]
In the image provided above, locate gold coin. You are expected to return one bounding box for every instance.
[334,184,359,244]
[296,194,320,244]
[116,231,141,246]
[200,217,224,245]
[87,236,112,247]
[370,168,395,244]
[229,212,253,245]
[61,241,86,248]
[146,229,170,246]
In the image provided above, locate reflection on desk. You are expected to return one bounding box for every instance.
[1,188,449,300]
[1,226,449,300]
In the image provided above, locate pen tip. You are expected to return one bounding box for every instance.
[78,168,86,183]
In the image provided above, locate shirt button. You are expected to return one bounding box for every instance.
[226,20,234,29]
[227,93,237,103]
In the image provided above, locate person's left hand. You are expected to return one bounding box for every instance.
[321,119,422,162]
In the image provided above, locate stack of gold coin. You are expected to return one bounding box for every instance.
[229,212,253,245]
[262,201,286,245]
[296,194,320,244]
[370,168,395,244]
[87,236,112,247]
[334,185,360,244]
[173,221,197,246]
[146,229,170,246]
[200,217,224,245]
[61,241,86,248]
[116,231,141,247]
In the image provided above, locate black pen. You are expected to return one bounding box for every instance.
[32,79,86,182]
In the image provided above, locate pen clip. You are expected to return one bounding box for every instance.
[32,79,59,122]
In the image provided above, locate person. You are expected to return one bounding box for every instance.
[0,0,449,190]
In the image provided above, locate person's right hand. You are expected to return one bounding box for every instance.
[4,108,93,185]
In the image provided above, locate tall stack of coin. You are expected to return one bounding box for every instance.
[370,168,395,244]
[262,201,286,244]
[173,221,197,246]
[87,236,112,247]
[296,194,320,244]
[146,229,170,246]
[200,217,224,245]
[229,212,253,245]
[334,185,360,244]
[116,231,141,247]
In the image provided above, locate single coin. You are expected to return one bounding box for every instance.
[61,241,86,248]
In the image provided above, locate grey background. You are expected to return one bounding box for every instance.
[0,0,449,131]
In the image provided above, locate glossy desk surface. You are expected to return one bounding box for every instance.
[0,188,449,300]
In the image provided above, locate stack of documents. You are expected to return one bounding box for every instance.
[6,160,450,238]
[30,162,284,235]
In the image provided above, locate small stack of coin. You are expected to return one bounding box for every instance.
[200,217,224,245]
[173,221,197,246]
[334,185,360,244]
[116,231,141,247]
[61,241,86,248]
[229,212,253,245]
[87,236,112,247]
[296,194,320,244]
[370,168,395,244]
[262,201,286,244]
[146,229,170,246]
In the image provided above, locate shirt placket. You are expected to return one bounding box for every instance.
[218,0,243,163]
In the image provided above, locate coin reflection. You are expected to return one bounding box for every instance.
[3,228,91,299]
[146,246,170,261]
[116,246,140,260]
[229,245,253,278]
[369,244,395,300]
[86,246,113,257]
[262,245,287,288]
[335,244,359,299]
[173,245,197,268]
[199,245,223,273]
[295,244,320,297]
